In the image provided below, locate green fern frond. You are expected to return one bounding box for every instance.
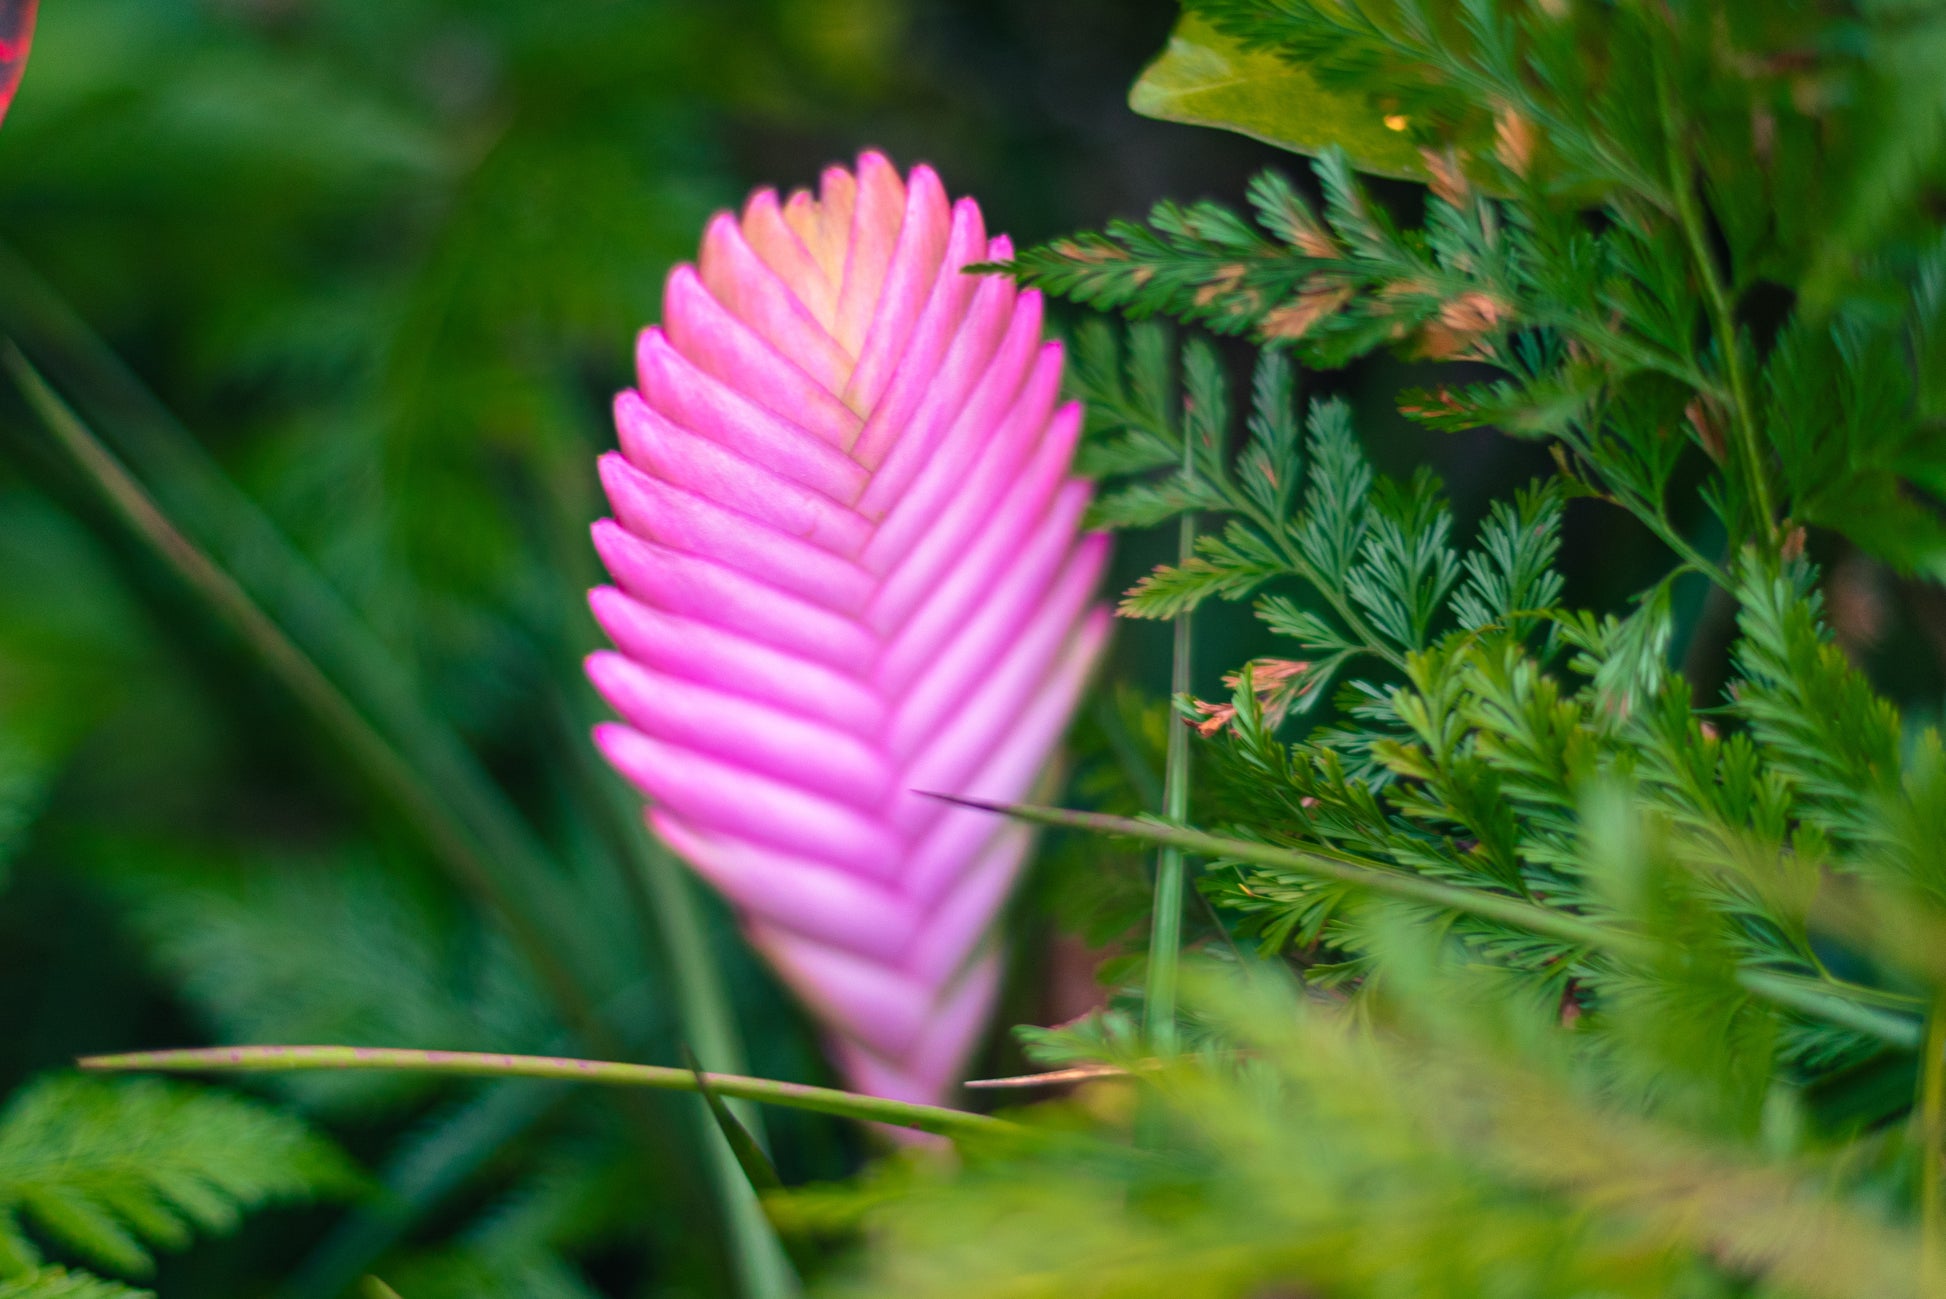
[0,1075,358,1279]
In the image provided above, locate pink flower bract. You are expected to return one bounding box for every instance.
[586,152,1110,1108]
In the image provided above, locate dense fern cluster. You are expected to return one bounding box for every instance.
[0,1076,353,1296]
[1065,326,1930,1086]
[827,0,1946,1292]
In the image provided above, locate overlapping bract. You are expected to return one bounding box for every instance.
[586,152,1109,1107]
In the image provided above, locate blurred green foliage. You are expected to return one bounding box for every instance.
[7,0,1946,1296]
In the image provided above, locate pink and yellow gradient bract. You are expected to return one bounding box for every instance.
[585,152,1110,1109]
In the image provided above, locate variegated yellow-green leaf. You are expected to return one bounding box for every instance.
[1129,14,1426,182]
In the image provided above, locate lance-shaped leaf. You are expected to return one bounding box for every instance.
[1130,13,1426,182]
[586,152,1111,1109]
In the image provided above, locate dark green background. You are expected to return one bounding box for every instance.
[3,2,1939,1294]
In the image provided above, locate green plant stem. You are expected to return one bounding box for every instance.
[1635,501,1733,590]
[937,798,1926,1048]
[78,1047,1017,1143]
[971,798,1641,950]
[1146,457,1198,1057]
[1656,64,1778,545]
[1736,971,1924,1049]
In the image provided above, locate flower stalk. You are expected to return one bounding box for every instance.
[1145,444,1197,1058]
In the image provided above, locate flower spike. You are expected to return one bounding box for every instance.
[588,152,1110,1109]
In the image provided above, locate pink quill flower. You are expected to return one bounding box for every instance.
[586,152,1110,1108]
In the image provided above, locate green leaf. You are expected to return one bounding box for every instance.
[1119,539,1280,620]
[0,1075,358,1279]
[679,1048,815,1276]
[679,1049,782,1199]
[1129,14,1426,183]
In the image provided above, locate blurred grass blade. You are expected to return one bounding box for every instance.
[0,247,640,1049]
[358,1281,404,1299]
[576,718,767,1132]
[0,230,760,1058]
[3,344,606,1047]
[682,1045,784,1195]
[1924,996,1946,1289]
[680,1044,802,1296]
[571,703,797,1296]
[78,1047,1020,1142]
[3,253,779,1297]
[0,251,602,994]
[683,1046,812,1287]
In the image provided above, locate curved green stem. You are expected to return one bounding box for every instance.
[79,1047,1018,1143]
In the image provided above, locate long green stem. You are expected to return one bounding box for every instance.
[1145,459,1198,1056]
[937,798,1926,1048]
[1657,63,1778,545]
[78,1047,1017,1143]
